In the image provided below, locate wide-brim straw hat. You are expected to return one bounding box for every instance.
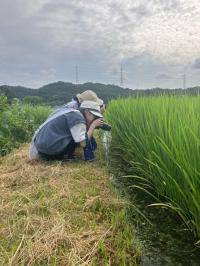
[76,90,104,106]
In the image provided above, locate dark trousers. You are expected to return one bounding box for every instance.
[39,140,77,160]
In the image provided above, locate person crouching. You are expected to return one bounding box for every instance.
[29,100,103,161]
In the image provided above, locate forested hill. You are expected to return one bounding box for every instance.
[0,82,134,105]
[0,81,200,106]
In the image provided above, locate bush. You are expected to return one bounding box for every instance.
[0,95,8,111]
[0,99,51,155]
[23,96,43,105]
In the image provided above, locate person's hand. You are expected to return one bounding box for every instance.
[91,118,104,129]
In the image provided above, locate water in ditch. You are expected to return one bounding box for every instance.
[112,172,200,266]
[102,132,200,266]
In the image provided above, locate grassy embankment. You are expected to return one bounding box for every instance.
[0,142,141,265]
[106,96,200,241]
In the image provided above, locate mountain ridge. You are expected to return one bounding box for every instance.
[0,81,134,105]
[0,81,200,106]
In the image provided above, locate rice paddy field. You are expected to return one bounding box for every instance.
[106,95,200,241]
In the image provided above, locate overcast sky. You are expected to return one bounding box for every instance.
[0,0,200,89]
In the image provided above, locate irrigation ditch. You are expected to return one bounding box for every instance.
[102,132,200,266]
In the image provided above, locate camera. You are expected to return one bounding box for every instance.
[100,123,112,131]
[96,122,112,131]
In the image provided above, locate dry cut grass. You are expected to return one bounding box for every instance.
[0,144,141,265]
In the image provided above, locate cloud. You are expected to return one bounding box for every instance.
[192,58,200,69]
[156,72,173,80]
[0,0,200,88]
[40,68,56,75]
[1,0,199,64]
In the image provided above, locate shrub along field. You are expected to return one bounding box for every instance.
[106,96,200,240]
[0,95,52,156]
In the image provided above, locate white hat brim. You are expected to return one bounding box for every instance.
[89,110,103,118]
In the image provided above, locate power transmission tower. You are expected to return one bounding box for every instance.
[183,68,186,90]
[120,64,124,87]
[75,64,79,84]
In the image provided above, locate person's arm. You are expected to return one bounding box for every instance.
[87,118,104,140]
[83,120,103,161]
[70,119,103,148]
[80,119,103,147]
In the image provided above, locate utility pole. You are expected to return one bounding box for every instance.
[75,64,79,84]
[120,64,124,88]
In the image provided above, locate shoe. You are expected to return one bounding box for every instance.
[62,155,80,162]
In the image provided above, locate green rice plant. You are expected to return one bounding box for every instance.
[106,95,200,238]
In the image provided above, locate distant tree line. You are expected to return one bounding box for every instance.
[0,81,200,106]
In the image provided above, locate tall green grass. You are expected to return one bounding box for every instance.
[0,96,52,155]
[106,96,200,238]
